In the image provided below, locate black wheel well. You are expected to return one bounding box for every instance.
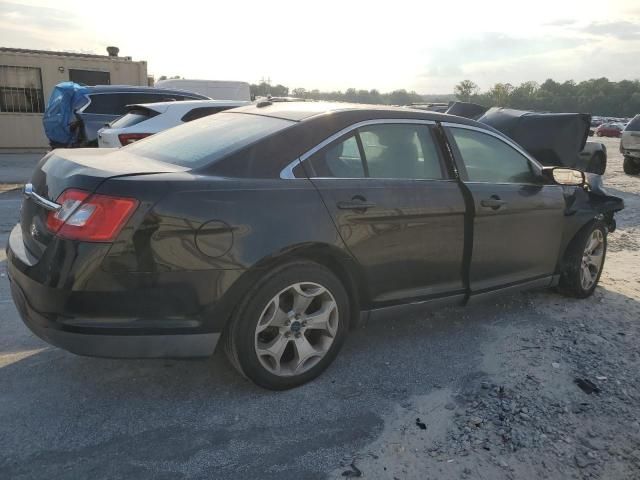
[216,244,366,332]
[272,245,365,330]
[556,218,604,273]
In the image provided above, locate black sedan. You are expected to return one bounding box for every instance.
[6,102,624,390]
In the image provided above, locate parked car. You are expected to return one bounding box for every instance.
[621,114,640,175]
[44,84,209,148]
[7,103,623,390]
[154,79,251,101]
[594,123,623,138]
[97,100,251,147]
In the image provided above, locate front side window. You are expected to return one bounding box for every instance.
[307,134,365,178]
[449,127,539,184]
[126,112,294,168]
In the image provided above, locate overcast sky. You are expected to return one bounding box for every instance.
[1,0,639,93]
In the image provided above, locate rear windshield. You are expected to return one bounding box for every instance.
[110,108,157,128]
[125,112,294,168]
[625,115,640,132]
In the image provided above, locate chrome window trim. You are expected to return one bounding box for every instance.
[23,183,61,211]
[280,119,437,179]
[441,122,544,170]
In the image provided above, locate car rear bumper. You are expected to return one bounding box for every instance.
[6,224,219,358]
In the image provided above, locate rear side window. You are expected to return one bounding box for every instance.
[109,108,158,128]
[125,112,294,168]
[625,115,640,131]
[304,123,445,180]
[83,92,198,115]
[359,124,444,179]
[181,106,232,122]
[307,134,365,178]
[449,127,539,184]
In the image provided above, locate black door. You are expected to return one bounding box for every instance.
[302,122,467,306]
[445,125,565,292]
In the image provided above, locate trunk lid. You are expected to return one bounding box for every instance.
[21,148,185,258]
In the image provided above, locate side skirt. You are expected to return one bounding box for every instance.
[465,275,555,305]
[360,293,466,322]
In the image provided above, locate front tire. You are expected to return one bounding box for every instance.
[623,156,640,175]
[557,222,607,298]
[224,261,350,390]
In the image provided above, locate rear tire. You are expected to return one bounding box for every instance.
[623,156,640,175]
[223,261,350,390]
[557,221,607,298]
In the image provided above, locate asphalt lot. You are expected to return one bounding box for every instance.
[0,137,638,479]
[0,181,495,480]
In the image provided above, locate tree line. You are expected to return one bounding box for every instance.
[250,82,425,105]
[160,77,639,117]
[454,78,640,117]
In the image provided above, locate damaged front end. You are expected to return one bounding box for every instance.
[564,173,624,234]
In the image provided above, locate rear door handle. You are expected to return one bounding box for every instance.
[336,200,377,210]
[480,197,507,210]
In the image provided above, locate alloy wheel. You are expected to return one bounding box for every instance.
[580,229,605,290]
[254,282,339,377]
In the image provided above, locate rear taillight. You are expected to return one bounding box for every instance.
[46,189,139,242]
[118,133,151,145]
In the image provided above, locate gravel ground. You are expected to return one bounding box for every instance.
[1,136,638,479]
[329,136,640,479]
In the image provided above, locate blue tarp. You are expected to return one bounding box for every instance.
[42,82,90,145]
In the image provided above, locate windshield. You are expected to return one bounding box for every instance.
[125,112,294,168]
[110,108,157,129]
[625,115,640,132]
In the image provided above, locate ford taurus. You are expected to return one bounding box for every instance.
[6,102,624,389]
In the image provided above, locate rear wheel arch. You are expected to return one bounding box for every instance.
[213,243,366,334]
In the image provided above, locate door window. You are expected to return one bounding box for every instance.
[359,124,444,179]
[307,134,366,178]
[303,123,445,180]
[449,127,540,184]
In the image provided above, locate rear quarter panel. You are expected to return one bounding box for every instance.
[100,173,349,272]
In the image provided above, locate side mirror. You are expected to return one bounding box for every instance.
[551,168,585,186]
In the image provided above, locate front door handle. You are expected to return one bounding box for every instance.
[336,200,377,210]
[480,196,507,210]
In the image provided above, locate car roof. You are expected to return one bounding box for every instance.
[230,101,485,127]
[85,85,209,98]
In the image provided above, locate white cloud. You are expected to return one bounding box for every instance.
[1,0,639,93]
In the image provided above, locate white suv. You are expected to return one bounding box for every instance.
[621,115,640,175]
[97,99,251,147]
